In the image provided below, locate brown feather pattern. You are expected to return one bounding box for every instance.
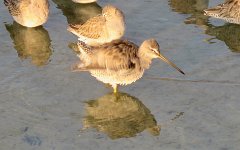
[77,40,140,71]
[4,0,20,16]
[68,15,105,39]
[204,0,240,24]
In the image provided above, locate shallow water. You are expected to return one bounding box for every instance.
[1,0,240,149]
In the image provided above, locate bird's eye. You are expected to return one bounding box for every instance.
[150,48,158,54]
[104,13,112,17]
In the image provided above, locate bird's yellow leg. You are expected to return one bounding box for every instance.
[112,84,118,93]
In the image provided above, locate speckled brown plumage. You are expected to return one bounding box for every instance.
[76,40,140,71]
[68,16,105,39]
[4,0,21,16]
[204,0,240,24]
[67,5,125,46]
[72,39,184,93]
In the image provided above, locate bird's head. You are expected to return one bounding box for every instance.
[102,5,125,20]
[140,39,185,75]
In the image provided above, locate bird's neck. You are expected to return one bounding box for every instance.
[138,50,152,69]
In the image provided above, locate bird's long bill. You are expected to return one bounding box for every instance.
[158,54,185,75]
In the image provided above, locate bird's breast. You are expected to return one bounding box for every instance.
[89,68,144,85]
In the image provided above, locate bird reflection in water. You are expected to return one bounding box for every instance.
[5,22,52,66]
[52,0,102,24]
[169,0,209,27]
[205,23,240,53]
[82,92,160,139]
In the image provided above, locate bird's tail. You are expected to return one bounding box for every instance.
[67,24,81,36]
[203,0,231,19]
[77,40,92,55]
[4,0,20,16]
[67,24,77,30]
[4,0,10,6]
[203,7,223,18]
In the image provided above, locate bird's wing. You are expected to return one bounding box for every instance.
[88,40,140,71]
[68,15,106,39]
[204,0,240,18]
[225,0,240,18]
[4,0,21,16]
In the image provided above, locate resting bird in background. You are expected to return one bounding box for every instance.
[67,5,125,46]
[72,0,97,3]
[72,39,185,93]
[4,0,49,27]
[204,0,240,24]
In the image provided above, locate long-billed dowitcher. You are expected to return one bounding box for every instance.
[72,39,185,93]
[67,5,125,46]
[72,0,97,3]
[4,0,49,27]
[204,0,240,24]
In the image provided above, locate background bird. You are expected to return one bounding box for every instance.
[204,0,240,24]
[4,0,49,27]
[72,39,185,93]
[67,5,125,46]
